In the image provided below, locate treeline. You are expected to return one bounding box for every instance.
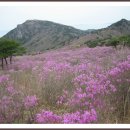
[84,35,130,48]
[0,38,26,69]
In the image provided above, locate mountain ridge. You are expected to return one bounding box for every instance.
[3,19,87,52]
[3,19,130,52]
[68,19,130,47]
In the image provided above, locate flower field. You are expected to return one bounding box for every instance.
[1,46,130,123]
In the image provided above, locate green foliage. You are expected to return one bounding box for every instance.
[86,41,98,48]
[118,35,130,46]
[15,46,26,56]
[84,39,105,48]
[0,38,26,58]
[84,35,130,48]
[106,35,130,47]
[107,37,119,48]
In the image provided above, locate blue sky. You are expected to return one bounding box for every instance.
[0,2,130,37]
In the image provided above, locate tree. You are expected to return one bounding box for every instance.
[15,46,26,56]
[0,38,26,69]
[107,37,119,48]
[118,35,130,47]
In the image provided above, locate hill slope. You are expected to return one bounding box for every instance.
[69,19,130,47]
[3,20,86,52]
[3,19,130,51]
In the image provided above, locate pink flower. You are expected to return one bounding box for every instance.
[35,110,61,123]
[0,75,9,84]
[6,85,16,95]
[24,95,38,109]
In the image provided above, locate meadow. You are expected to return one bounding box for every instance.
[0,46,130,123]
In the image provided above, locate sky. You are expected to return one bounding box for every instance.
[0,2,130,37]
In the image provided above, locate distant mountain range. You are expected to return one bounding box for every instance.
[3,19,130,52]
[68,19,130,47]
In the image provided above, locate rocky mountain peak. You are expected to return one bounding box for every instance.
[109,18,130,28]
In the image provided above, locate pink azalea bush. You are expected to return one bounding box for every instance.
[35,110,61,123]
[0,75,23,123]
[63,109,97,124]
[24,95,38,109]
[1,46,130,123]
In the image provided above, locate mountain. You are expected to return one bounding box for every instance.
[3,19,130,52]
[69,19,130,47]
[3,20,87,52]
